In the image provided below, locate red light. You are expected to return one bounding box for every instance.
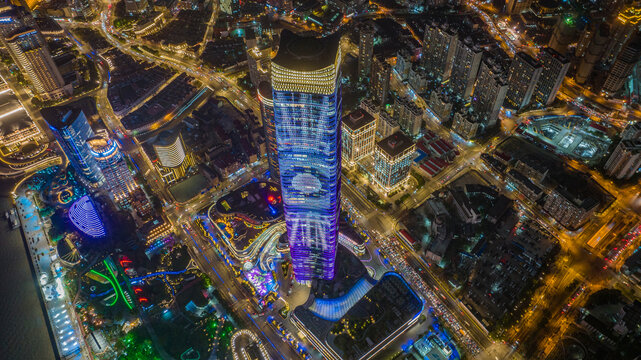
[267,195,275,203]
[139,297,149,302]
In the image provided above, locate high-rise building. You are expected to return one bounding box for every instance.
[152,130,194,184]
[451,109,481,140]
[371,56,391,108]
[408,67,428,94]
[548,15,579,56]
[505,0,532,14]
[271,30,342,282]
[622,122,641,139]
[393,96,423,138]
[6,27,68,101]
[505,52,542,110]
[472,57,508,128]
[602,35,641,95]
[87,134,137,206]
[0,5,34,38]
[374,131,415,192]
[576,23,609,84]
[378,111,400,138]
[357,21,375,80]
[533,47,570,106]
[602,5,641,65]
[68,0,94,18]
[395,49,412,81]
[423,22,458,81]
[124,0,148,14]
[428,90,453,123]
[449,37,483,100]
[341,108,376,167]
[258,81,279,181]
[247,44,272,88]
[604,139,641,180]
[43,107,104,185]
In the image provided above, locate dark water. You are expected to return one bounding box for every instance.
[0,178,57,360]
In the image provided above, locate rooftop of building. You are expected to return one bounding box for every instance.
[621,139,641,150]
[0,88,31,135]
[541,46,570,64]
[153,129,181,148]
[271,29,340,72]
[258,81,272,100]
[515,51,542,68]
[377,131,414,157]
[40,105,84,130]
[342,108,375,131]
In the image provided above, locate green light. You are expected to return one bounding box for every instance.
[104,259,134,310]
[90,270,118,306]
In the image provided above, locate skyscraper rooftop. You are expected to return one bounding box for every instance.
[271,29,341,72]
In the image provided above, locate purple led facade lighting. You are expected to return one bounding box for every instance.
[271,30,342,282]
[68,195,106,238]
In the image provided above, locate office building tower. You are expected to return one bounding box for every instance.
[449,37,483,100]
[152,130,194,184]
[6,27,68,101]
[472,58,508,128]
[423,22,457,81]
[258,81,279,181]
[357,21,375,80]
[576,23,609,84]
[68,0,94,18]
[124,0,147,14]
[602,35,641,94]
[604,139,641,180]
[548,16,579,56]
[378,111,400,138]
[505,52,542,109]
[371,56,391,108]
[534,47,570,106]
[87,134,137,206]
[451,109,481,140]
[374,131,415,192]
[342,108,376,167]
[271,30,342,282]
[395,49,412,81]
[247,44,272,88]
[393,96,423,138]
[43,107,104,185]
[505,0,531,14]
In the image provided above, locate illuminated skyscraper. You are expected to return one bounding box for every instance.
[505,52,541,110]
[258,81,279,181]
[271,30,342,282]
[5,27,67,100]
[152,130,194,184]
[87,134,137,207]
[43,107,104,185]
[374,131,415,192]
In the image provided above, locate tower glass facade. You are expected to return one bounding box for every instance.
[271,30,342,282]
[88,136,137,206]
[45,108,104,185]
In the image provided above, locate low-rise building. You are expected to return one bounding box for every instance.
[544,187,599,229]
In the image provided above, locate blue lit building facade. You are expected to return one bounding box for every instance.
[271,30,342,282]
[87,135,137,207]
[44,108,104,186]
